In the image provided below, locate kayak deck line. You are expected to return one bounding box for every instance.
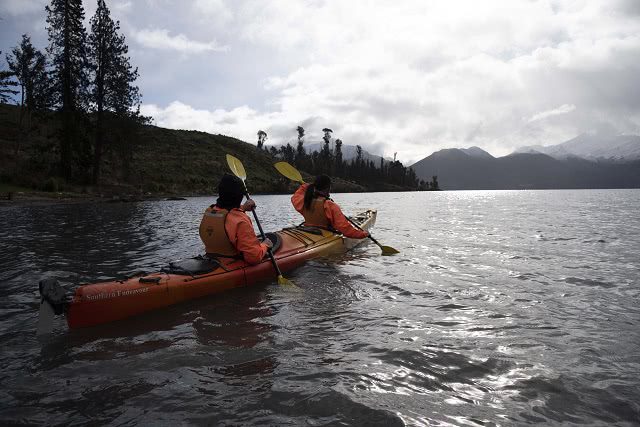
[37,209,377,332]
[281,228,318,246]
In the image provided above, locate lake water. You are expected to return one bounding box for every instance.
[1,190,639,425]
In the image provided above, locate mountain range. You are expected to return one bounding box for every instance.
[516,133,640,162]
[411,133,640,190]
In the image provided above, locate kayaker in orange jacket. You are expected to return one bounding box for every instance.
[199,174,272,265]
[291,174,369,239]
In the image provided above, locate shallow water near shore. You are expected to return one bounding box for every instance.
[1,189,639,425]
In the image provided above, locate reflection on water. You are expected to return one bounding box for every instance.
[1,190,639,425]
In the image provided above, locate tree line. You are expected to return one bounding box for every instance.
[256,127,439,191]
[0,0,143,185]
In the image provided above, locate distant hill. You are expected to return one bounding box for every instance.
[275,141,390,164]
[0,103,368,196]
[460,146,494,159]
[516,133,640,162]
[411,147,640,190]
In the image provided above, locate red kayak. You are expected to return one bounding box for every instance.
[37,210,377,331]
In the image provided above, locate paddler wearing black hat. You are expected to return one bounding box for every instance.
[199,174,273,264]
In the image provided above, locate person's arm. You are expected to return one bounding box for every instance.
[234,215,269,265]
[291,183,309,214]
[325,201,369,239]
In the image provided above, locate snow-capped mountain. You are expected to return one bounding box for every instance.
[517,133,640,161]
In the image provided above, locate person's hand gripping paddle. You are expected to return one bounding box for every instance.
[226,154,297,287]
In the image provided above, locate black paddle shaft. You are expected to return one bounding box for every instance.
[366,234,383,247]
[244,191,284,277]
[346,216,379,246]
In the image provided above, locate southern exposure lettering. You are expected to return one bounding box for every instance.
[84,287,149,301]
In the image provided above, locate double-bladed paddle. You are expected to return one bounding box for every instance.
[226,154,296,287]
[273,161,400,256]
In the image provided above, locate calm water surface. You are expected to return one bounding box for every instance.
[1,190,639,426]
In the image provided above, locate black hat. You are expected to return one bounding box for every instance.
[216,174,245,209]
[314,174,331,192]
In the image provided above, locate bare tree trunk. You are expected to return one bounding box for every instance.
[92,105,103,185]
[14,87,25,156]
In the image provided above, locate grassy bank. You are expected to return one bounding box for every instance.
[0,103,406,202]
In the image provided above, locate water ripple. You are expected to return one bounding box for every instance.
[1,190,640,425]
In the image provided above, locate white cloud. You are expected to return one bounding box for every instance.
[132,28,229,53]
[112,1,133,14]
[528,104,577,122]
[141,101,275,143]
[108,1,640,161]
[192,0,233,25]
[3,1,639,162]
[0,0,45,16]
[219,0,640,159]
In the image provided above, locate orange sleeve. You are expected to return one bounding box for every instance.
[227,212,268,265]
[325,200,369,239]
[291,183,309,214]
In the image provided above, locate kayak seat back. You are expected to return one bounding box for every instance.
[164,256,223,276]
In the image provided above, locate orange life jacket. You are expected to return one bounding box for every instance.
[301,198,330,228]
[199,207,240,258]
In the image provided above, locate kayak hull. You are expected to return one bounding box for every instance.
[62,210,377,329]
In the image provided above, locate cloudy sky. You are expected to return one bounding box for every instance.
[1,0,639,163]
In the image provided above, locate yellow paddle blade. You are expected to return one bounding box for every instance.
[226,154,247,181]
[380,245,400,256]
[277,275,301,290]
[274,161,304,183]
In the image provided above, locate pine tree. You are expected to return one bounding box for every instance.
[283,143,295,164]
[46,0,91,180]
[296,126,305,164]
[7,35,50,111]
[0,51,19,104]
[321,127,333,173]
[6,35,51,154]
[334,138,343,175]
[321,128,332,149]
[310,150,320,174]
[88,0,141,184]
[355,145,363,165]
[431,175,439,190]
[257,130,267,149]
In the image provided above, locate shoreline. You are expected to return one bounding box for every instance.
[0,186,433,206]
